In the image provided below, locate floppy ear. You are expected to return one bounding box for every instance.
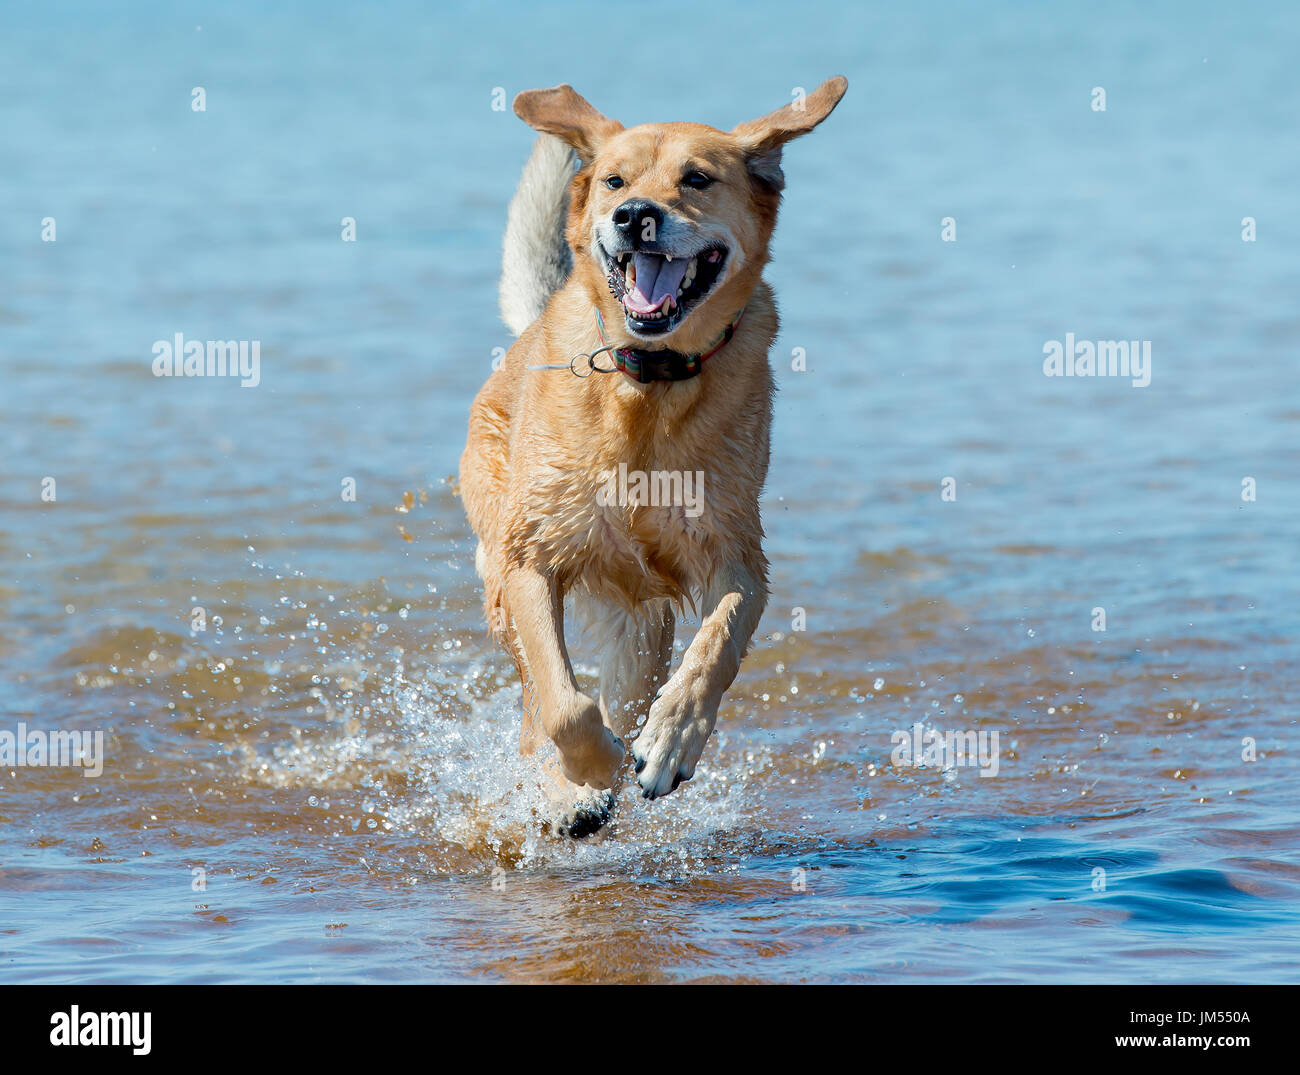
[513,84,624,161]
[731,76,848,190]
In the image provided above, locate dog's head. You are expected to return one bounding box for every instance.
[514,78,847,345]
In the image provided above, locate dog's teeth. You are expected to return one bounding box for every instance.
[665,254,672,262]
[626,258,636,290]
[683,258,697,288]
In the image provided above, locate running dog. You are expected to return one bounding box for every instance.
[459,77,847,836]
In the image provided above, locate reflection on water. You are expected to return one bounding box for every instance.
[1,0,1299,982]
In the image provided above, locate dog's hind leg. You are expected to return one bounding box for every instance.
[576,593,676,746]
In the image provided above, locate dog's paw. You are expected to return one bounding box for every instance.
[630,676,716,800]
[554,789,616,839]
[553,694,625,790]
[539,757,616,839]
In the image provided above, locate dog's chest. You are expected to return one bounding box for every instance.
[600,486,712,590]
[542,457,724,602]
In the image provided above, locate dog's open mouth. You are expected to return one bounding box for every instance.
[602,245,728,336]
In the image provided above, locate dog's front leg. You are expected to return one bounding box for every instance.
[503,565,625,790]
[631,560,767,799]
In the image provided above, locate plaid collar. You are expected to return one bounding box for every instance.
[594,307,745,383]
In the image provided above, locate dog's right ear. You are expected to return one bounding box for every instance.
[513,85,623,161]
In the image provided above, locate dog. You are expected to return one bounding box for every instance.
[458,77,847,836]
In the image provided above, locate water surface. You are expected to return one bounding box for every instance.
[1,0,1297,982]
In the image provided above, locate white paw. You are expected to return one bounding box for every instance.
[630,676,716,799]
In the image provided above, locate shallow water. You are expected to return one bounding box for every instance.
[1,0,1298,982]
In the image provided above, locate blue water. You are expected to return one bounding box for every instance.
[0,0,1297,982]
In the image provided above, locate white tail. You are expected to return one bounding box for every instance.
[499,135,577,336]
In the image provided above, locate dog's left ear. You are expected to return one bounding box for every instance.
[731,76,848,190]
[514,84,624,161]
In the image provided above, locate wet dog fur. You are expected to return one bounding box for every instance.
[458,77,847,835]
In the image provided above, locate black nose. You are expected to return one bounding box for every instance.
[612,199,662,242]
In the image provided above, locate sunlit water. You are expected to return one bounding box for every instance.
[1,1,1298,982]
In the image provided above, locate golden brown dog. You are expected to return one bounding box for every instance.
[459,77,847,836]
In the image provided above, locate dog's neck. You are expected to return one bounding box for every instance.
[591,307,746,383]
[569,252,769,377]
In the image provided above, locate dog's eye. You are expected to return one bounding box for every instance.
[605,175,624,190]
[683,171,714,190]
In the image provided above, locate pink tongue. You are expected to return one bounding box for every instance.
[625,253,688,315]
